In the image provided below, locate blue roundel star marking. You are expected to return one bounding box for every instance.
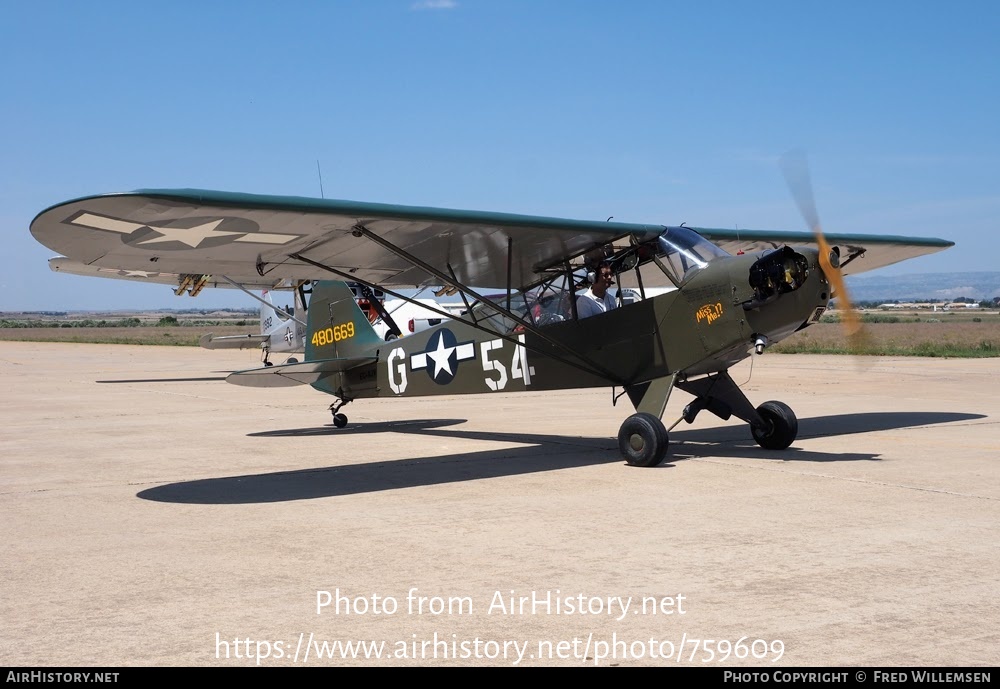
[409,329,476,385]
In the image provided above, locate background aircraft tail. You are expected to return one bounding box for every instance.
[305,281,383,361]
[259,290,280,334]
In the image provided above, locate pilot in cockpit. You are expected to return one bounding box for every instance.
[576,260,618,319]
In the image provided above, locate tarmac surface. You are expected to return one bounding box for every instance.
[2,341,998,667]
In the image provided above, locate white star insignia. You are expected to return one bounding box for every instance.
[136,219,240,248]
[409,330,476,382]
[426,332,456,378]
[67,212,300,248]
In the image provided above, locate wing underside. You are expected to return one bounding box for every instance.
[32,190,662,292]
[694,228,953,276]
[31,190,954,295]
[48,256,289,291]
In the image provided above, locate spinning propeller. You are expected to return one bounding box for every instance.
[779,151,868,350]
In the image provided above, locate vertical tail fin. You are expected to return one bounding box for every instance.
[305,281,383,361]
[259,290,280,335]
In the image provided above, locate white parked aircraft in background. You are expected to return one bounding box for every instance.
[373,297,454,341]
[200,287,306,366]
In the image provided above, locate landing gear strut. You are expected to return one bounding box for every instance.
[674,372,799,450]
[329,398,351,428]
[618,374,676,467]
[618,370,800,466]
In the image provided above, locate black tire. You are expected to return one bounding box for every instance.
[618,412,669,467]
[333,413,348,428]
[751,401,798,450]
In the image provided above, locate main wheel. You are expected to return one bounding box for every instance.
[333,413,348,428]
[618,413,669,467]
[751,401,798,450]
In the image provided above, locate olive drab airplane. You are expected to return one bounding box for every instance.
[30,177,953,467]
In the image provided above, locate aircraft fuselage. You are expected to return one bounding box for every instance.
[308,247,828,402]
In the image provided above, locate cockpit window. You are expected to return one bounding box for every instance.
[654,226,730,284]
[466,293,531,334]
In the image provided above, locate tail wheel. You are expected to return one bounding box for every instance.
[751,401,798,450]
[333,413,348,428]
[618,413,669,467]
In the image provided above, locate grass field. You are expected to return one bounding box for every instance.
[771,320,1000,357]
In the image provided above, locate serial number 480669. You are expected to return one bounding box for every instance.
[312,322,355,346]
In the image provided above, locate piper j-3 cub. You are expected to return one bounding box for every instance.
[30,180,953,467]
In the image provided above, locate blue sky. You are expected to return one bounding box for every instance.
[3,1,998,309]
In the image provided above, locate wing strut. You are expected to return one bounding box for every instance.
[448,264,474,322]
[289,250,624,384]
[506,236,513,314]
[219,275,306,327]
[349,226,628,383]
[839,248,866,271]
[355,283,403,338]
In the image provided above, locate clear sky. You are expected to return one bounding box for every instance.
[3,1,998,310]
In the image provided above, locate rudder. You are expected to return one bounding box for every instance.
[259,290,280,334]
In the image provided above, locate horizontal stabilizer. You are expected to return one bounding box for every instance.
[199,333,268,350]
[226,357,378,388]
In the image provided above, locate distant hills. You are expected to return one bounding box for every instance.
[846,272,1000,302]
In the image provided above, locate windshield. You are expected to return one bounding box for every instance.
[654,226,730,284]
[466,293,531,334]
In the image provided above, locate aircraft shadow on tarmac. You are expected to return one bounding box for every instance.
[137,411,984,505]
